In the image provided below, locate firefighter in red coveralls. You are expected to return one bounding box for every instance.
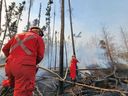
[2,26,45,96]
[69,55,79,81]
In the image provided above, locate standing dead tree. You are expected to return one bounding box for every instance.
[59,0,64,94]
[120,27,128,62]
[100,27,117,65]
[0,0,3,31]
[99,27,128,90]
[26,0,34,30]
[100,27,118,77]
[45,0,53,69]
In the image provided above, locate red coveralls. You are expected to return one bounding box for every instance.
[2,31,45,96]
[69,56,79,81]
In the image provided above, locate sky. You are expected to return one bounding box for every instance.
[2,0,128,38]
[71,0,128,40]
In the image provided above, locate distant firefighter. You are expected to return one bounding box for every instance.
[69,55,79,81]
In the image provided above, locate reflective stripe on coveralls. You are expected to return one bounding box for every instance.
[10,35,34,55]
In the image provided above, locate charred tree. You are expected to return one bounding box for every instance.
[38,3,42,27]
[54,31,57,70]
[27,0,33,30]
[50,3,56,69]
[0,0,3,31]
[68,0,76,56]
[45,0,53,69]
[58,0,65,94]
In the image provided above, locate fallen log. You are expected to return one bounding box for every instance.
[0,64,5,68]
[39,66,128,95]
